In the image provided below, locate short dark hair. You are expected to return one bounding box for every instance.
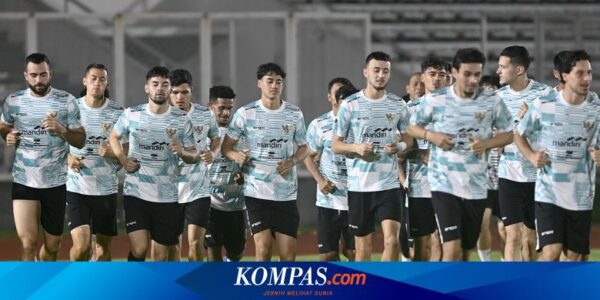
[335,85,360,102]
[257,63,286,79]
[452,48,486,70]
[85,63,108,74]
[480,75,500,89]
[25,53,51,69]
[169,69,192,87]
[327,77,354,93]
[556,50,591,83]
[146,66,170,81]
[553,50,570,71]
[365,51,391,65]
[209,85,236,103]
[420,57,448,73]
[500,45,532,70]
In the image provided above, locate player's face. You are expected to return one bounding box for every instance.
[24,62,52,97]
[364,59,391,91]
[210,98,234,127]
[258,72,283,101]
[328,82,344,109]
[145,76,170,105]
[170,83,192,111]
[496,56,519,86]
[406,75,425,99]
[563,59,592,96]
[421,67,446,93]
[83,68,108,99]
[445,73,453,87]
[453,63,483,97]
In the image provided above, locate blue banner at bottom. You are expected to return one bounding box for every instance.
[0,262,597,299]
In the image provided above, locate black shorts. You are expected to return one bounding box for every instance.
[181,197,211,228]
[245,197,299,238]
[498,178,535,229]
[408,197,436,237]
[535,202,592,255]
[66,192,117,236]
[204,208,246,257]
[11,182,66,236]
[317,207,355,254]
[124,196,183,246]
[431,191,487,250]
[485,189,501,218]
[347,188,402,237]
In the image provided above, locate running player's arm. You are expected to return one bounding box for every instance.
[199,118,221,164]
[304,120,328,187]
[514,98,546,167]
[222,107,250,165]
[60,96,86,149]
[61,126,86,149]
[331,101,373,156]
[0,122,12,141]
[483,96,516,149]
[178,117,198,164]
[0,97,16,143]
[407,98,454,150]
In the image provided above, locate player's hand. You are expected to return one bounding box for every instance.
[43,114,67,136]
[528,149,548,168]
[122,157,140,173]
[6,129,20,147]
[169,138,183,157]
[68,155,86,173]
[232,170,244,185]
[468,135,487,156]
[200,149,214,165]
[233,149,250,166]
[384,143,398,155]
[428,131,454,150]
[589,148,600,167]
[354,143,374,156]
[99,140,111,157]
[519,102,528,119]
[277,159,294,177]
[318,179,337,195]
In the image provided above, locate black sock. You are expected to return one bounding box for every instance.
[128,251,145,262]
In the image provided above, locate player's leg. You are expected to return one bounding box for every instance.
[39,185,67,261]
[348,191,375,261]
[273,200,299,262]
[246,197,274,261]
[150,201,184,261]
[536,202,565,262]
[317,207,342,261]
[222,210,246,262]
[90,193,118,261]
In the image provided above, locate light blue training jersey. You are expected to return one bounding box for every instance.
[335,90,410,192]
[410,86,514,200]
[497,80,552,182]
[518,90,600,211]
[67,98,123,195]
[178,103,219,203]
[209,127,245,211]
[113,104,194,203]
[227,100,307,201]
[406,97,431,198]
[307,111,348,210]
[1,88,81,188]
